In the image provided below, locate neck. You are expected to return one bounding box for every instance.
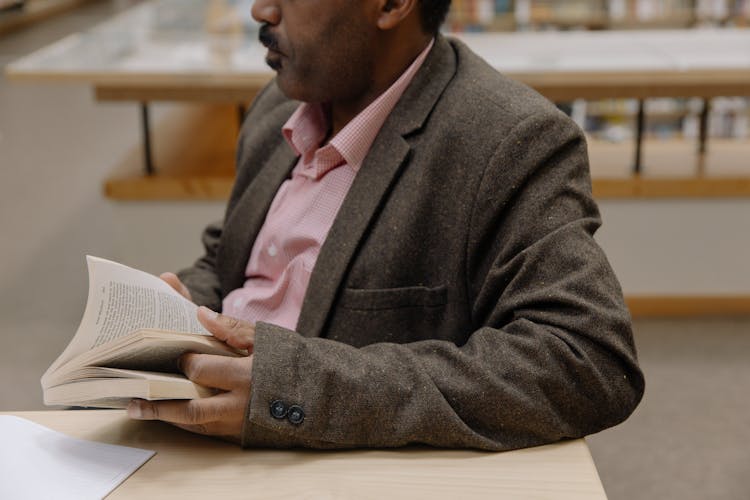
[328,33,431,138]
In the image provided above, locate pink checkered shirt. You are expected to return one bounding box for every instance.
[222,40,434,330]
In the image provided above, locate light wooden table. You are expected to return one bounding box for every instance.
[6,410,607,499]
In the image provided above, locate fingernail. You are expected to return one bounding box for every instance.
[199,306,219,320]
[127,400,154,420]
[127,400,143,419]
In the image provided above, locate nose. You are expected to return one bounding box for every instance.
[251,0,281,25]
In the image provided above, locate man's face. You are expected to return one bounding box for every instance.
[252,0,379,105]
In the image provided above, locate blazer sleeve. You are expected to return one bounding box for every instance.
[239,109,645,451]
[176,220,224,311]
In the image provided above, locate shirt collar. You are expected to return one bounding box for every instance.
[282,39,434,177]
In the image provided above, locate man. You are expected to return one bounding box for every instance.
[127,0,644,450]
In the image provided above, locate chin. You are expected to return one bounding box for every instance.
[275,77,316,104]
[266,57,282,72]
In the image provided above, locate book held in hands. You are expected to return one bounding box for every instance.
[42,256,241,408]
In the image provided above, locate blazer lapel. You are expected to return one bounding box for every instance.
[296,132,410,338]
[296,36,458,338]
[219,144,298,296]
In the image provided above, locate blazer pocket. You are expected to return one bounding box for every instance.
[339,285,448,311]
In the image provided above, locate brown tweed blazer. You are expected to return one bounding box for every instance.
[178,36,644,450]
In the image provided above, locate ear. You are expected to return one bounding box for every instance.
[376,0,419,30]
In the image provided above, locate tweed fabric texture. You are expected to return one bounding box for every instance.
[178,36,644,451]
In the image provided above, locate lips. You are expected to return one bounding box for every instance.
[265,50,283,71]
[259,24,284,70]
[259,25,282,52]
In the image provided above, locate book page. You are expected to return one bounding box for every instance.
[62,331,241,381]
[44,369,216,407]
[44,256,209,380]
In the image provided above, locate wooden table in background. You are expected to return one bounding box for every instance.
[5,0,750,200]
[4,410,608,499]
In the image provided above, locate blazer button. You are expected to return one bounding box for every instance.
[287,405,305,425]
[270,400,288,419]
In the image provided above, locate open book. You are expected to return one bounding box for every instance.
[42,256,241,408]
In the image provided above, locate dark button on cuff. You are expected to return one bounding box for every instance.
[287,405,305,425]
[270,400,288,419]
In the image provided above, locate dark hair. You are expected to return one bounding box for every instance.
[419,0,451,35]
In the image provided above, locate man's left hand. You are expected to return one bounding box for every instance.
[127,308,257,444]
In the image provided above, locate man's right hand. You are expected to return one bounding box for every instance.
[127,300,257,443]
[161,272,193,302]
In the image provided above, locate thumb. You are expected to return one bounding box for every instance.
[160,272,192,302]
[198,306,255,351]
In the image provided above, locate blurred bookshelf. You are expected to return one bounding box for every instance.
[446,0,750,32]
[446,0,750,187]
[585,97,748,144]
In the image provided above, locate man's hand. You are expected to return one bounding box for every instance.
[160,272,192,302]
[127,308,257,444]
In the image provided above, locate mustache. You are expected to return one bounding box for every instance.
[258,24,280,52]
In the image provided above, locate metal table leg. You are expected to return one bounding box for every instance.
[697,98,711,176]
[633,99,645,176]
[237,104,247,129]
[140,102,155,176]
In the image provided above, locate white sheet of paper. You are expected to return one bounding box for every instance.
[0,415,155,500]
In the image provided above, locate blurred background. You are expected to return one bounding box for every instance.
[1,1,749,498]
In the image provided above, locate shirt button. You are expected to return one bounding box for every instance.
[268,244,278,257]
[287,405,305,425]
[270,400,288,419]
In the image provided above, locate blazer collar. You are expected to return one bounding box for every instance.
[384,35,457,137]
[295,36,458,338]
[220,139,299,297]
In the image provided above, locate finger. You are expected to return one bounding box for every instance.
[172,422,243,442]
[179,353,253,391]
[197,306,255,350]
[127,392,244,426]
[160,272,192,301]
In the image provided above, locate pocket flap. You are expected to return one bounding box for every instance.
[339,285,448,310]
